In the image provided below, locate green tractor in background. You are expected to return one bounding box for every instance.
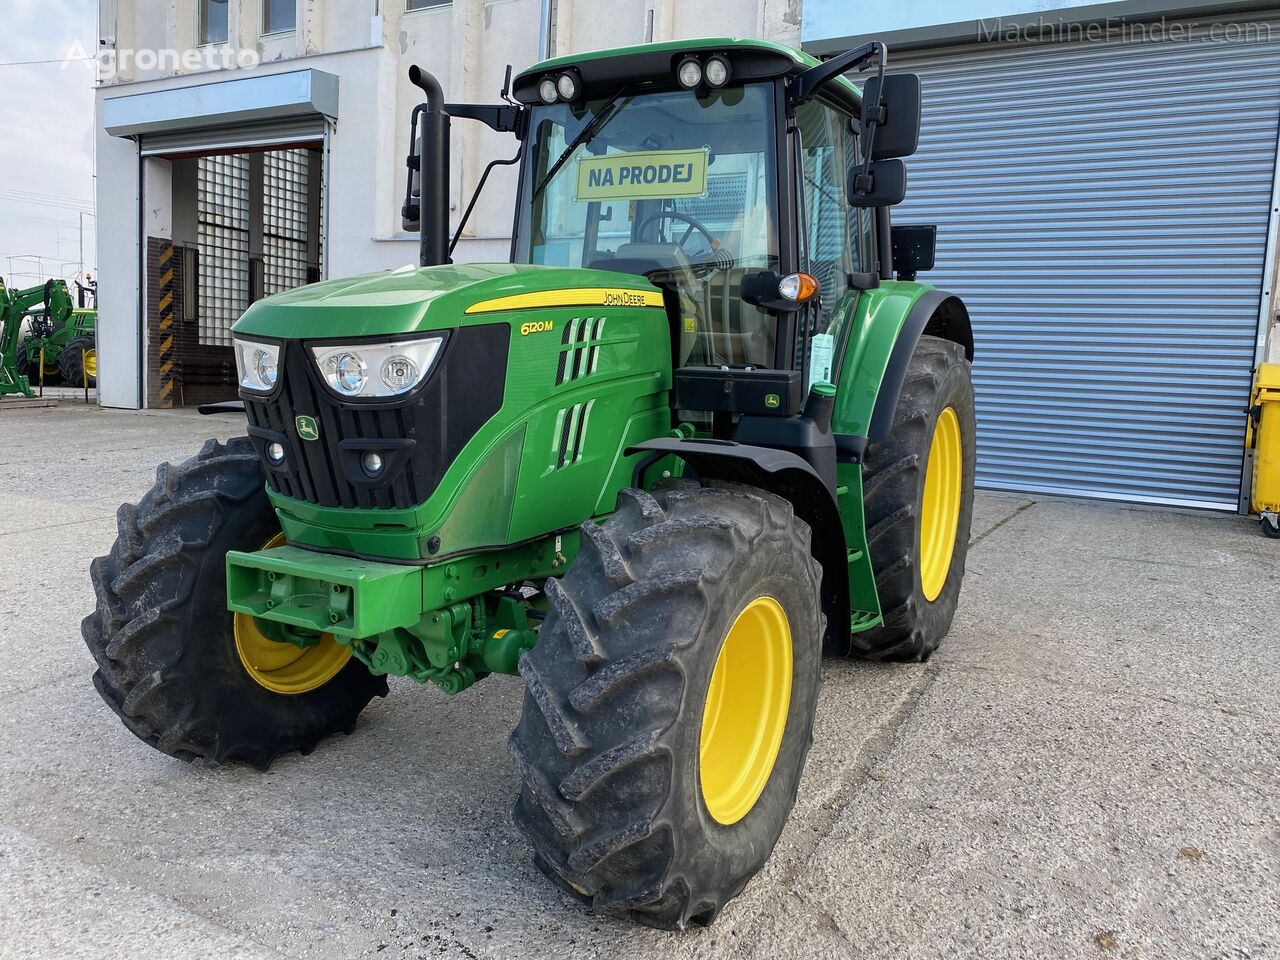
[0,275,97,393]
[85,38,976,928]
[19,276,98,388]
[1,276,98,397]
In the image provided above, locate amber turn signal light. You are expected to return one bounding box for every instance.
[778,272,820,302]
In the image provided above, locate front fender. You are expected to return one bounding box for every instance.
[626,438,850,653]
[831,281,973,441]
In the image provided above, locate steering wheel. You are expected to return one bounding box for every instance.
[636,210,716,256]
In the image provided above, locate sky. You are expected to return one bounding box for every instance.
[0,0,98,289]
[802,0,1095,40]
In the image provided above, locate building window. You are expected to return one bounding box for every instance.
[406,0,450,11]
[197,155,250,346]
[263,150,315,295]
[262,0,295,35]
[198,0,230,45]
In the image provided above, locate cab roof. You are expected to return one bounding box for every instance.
[512,37,861,113]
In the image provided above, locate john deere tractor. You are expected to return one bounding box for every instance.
[1,277,84,397]
[85,39,975,928]
[0,276,97,391]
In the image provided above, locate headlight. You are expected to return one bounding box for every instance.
[234,338,280,392]
[309,335,444,399]
[324,352,368,395]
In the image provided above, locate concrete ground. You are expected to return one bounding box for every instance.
[0,401,1276,960]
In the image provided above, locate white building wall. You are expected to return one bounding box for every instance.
[93,100,143,410]
[95,0,800,407]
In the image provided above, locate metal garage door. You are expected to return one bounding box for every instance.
[894,17,1280,509]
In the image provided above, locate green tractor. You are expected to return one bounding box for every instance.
[85,39,975,928]
[1,277,92,397]
[0,276,98,390]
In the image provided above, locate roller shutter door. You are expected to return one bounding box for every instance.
[894,18,1280,509]
[139,117,326,158]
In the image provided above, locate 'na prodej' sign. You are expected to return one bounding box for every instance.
[575,148,709,201]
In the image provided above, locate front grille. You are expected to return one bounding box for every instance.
[242,324,508,510]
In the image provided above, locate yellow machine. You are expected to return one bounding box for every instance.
[1248,364,1280,538]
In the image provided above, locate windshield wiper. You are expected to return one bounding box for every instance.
[532,88,634,199]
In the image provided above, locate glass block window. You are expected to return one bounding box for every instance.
[264,149,312,296]
[197,154,250,347]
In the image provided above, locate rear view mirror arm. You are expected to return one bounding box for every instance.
[789,40,884,108]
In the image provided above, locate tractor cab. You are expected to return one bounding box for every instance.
[406,38,925,425]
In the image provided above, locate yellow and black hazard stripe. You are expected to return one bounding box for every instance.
[157,243,175,408]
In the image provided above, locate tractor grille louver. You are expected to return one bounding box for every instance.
[555,316,606,386]
[241,325,509,510]
[552,399,594,470]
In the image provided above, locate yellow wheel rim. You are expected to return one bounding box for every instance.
[84,349,97,378]
[699,596,793,825]
[919,406,963,602]
[233,533,351,695]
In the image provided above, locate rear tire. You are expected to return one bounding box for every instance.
[853,335,976,662]
[60,335,96,387]
[509,482,824,929]
[83,437,387,768]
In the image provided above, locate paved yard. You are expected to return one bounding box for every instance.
[0,402,1277,960]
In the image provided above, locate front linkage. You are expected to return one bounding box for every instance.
[227,533,571,693]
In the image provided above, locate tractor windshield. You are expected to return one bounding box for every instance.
[514,83,780,368]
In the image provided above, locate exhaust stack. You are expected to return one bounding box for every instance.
[405,65,451,267]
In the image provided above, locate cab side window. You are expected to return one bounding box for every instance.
[796,101,864,329]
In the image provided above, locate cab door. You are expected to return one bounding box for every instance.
[794,98,874,389]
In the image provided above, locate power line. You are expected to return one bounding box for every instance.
[0,189,95,212]
[0,57,93,67]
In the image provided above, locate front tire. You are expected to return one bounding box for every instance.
[83,437,386,768]
[59,335,96,387]
[509,482,824,929]
[853,335,976,661]
[15,347,58,387]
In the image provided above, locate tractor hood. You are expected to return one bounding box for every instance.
[232,262,664,340]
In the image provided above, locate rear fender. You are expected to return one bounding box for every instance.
[626,438,849,653]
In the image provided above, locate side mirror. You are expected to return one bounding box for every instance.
[861,73,921,161]
[847,158,906,208]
